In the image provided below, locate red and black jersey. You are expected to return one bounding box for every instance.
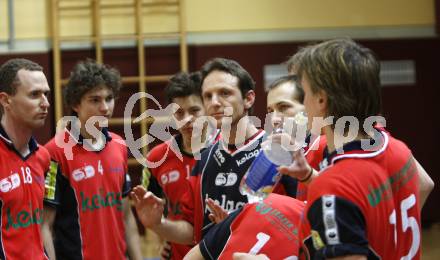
[144,134,201,259]
[200,193,305,259]
[181,130,266,243]
[295,134,327,202]
[144,131,220,259]
[300,129,421,259]
[44,128,131,260]
[0,125,50,260]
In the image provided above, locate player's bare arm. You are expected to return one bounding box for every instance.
[277,149,315,183]
[414,158,434,208]
[122,197,143,260]
[183,244,204,260]
[41,206,57,260]
[131,185,194,244]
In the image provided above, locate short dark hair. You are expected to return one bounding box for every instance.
[267,75,304,104]
[64,59,121,110]
[0,58,43,95]
[297,38,382,130]
[286,48,307,75]
[165,71,202,104]
[200,58,255,98]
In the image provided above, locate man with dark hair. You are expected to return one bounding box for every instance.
[143,71,218,259]
[0,58,51,259]
[41,59,142,260]
[295,38,423,259]
[131,57,267,245]
[266,75,314,200]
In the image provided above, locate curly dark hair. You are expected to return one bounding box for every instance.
[165,71,202,104]
[64,59,121,111]
[0,58,43,95]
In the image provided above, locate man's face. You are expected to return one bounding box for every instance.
[267,81,304,129]
[201,70,252,129]
[172,94,205,139]
[73,86,115,129]
[5,69,50,130]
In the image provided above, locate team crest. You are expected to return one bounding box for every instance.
[215,172,238,186]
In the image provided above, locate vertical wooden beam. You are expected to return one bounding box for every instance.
[436,0,440,36]
[92,0,103,63]
[135,0,148,157]
[178,0,188,72]
[51,0,63,123]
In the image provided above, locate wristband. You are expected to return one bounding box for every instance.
[299,167,313,183]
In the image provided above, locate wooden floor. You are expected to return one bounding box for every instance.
[421,223,440,260]
[140,223,440,259]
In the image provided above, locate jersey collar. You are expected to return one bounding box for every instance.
[76,127,112,144]
[220,129,265,155]
[66,126,112,151]
[319,129,388,170]
[174,133,194,158]
[0,124,39,159]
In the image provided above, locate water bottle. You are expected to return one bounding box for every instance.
[240,112,307,202]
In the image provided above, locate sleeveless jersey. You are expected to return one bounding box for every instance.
[200,193,305,260]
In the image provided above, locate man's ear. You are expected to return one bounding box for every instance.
[243,90,255,110]
[72,104,80,114]
[316,89,328,114]
[0,92,11,110]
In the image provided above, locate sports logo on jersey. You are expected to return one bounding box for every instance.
[0,173,20,193]
[45,161,58,200]
[161,170,180,185]
[215,172,238,186]
[72,165,95,182]
[236,149,260,166]
[311,230,325,250]
[213,148,226,166]
[204,194,246,214]
[5,205,43,230]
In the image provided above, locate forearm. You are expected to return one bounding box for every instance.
[42,225,56,260]
[42,206,57,260]
[124,210,143,260]
[150,218,194,245]
[415,159,434,207]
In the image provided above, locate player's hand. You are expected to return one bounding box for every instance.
[232,253,270,260]
[277,149,313,183]
[206,198,228,224]
[159,241,172,260]
[130,185,165,228]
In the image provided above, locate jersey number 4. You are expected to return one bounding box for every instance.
[389,193,420,260]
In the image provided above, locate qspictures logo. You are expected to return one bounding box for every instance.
[5,204,43,230]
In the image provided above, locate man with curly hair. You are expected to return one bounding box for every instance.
[42,59,142,260]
